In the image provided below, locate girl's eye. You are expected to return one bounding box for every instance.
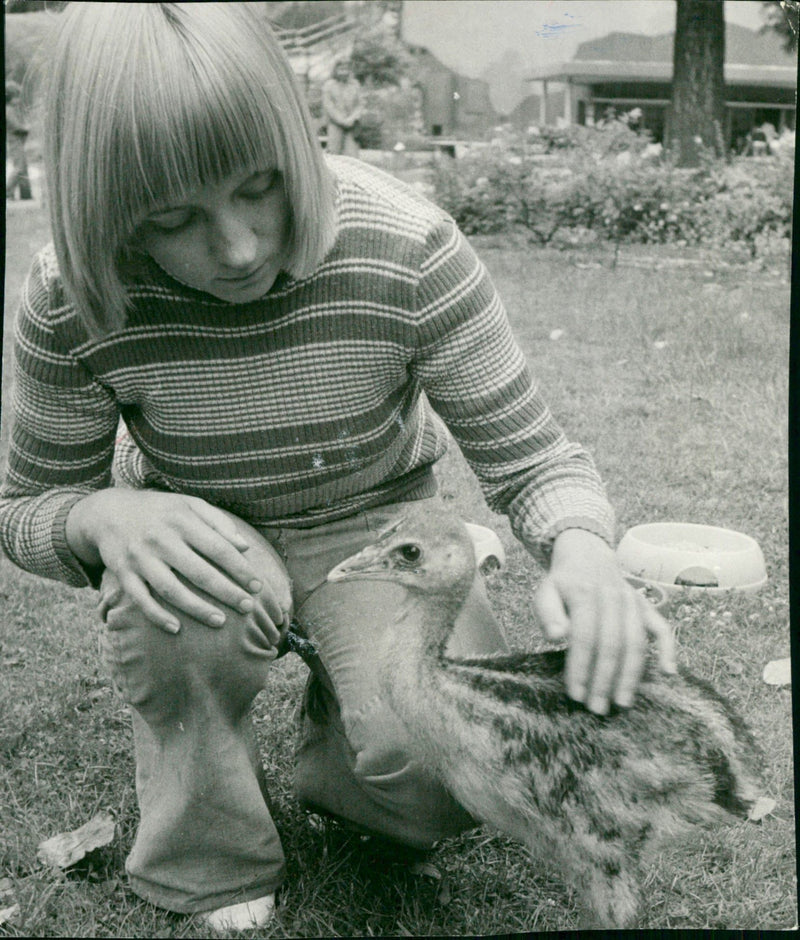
[239,173,276,201]
[147,210,195,233]
[240,187,271,202]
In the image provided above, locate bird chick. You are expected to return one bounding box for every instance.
[327,505,766,928]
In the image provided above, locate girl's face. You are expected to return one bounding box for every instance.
[135,167,291,302]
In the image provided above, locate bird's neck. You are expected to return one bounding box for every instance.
[380,587,467,700]
[379,585,476,772]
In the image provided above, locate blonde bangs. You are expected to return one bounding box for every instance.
[114,14,285,239]
[45,3,337,335]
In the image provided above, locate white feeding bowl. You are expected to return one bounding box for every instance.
[617,522,767,602]
[464,522,506,573]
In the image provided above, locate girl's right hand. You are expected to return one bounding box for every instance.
[66,489,291,640]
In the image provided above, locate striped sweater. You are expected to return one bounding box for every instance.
[0,156,614,588]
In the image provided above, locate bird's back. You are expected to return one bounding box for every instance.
[436,648,764,828]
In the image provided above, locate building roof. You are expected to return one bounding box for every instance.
[527,22,797,89]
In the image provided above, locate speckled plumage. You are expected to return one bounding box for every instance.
[327,504,765,928]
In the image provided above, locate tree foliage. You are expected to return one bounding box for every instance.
[349,39,406,87]
[760,0,799,51]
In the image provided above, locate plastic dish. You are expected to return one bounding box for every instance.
[464,523,506,572]
[617,522,767,601]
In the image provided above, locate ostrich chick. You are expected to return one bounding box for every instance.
[327,505,765,928]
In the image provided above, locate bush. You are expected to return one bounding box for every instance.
[354,111,384,149]
[431,119,794,256]
[693,153,794,255]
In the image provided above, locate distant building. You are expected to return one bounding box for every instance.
[508,90,565,130]
[406,45,500,139]
[526,23,796,147]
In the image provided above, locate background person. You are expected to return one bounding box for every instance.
[6,80,32,200]
[322,58,363,156]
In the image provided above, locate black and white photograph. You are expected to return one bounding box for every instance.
[1,0,796,934]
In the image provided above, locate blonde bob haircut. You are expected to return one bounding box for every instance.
[43,2,338,335]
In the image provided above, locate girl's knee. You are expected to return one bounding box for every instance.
[98,570,277,715]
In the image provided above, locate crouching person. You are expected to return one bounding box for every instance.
[0,2,673,931]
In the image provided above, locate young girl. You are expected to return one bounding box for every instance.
[0,3,675,931]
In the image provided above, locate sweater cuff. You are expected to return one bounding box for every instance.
[52,495,104,589]
[536,516,615,568]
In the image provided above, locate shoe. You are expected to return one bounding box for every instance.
[198,893,276,932]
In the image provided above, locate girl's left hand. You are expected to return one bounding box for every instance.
[533,527,677,714]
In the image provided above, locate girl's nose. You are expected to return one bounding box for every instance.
[211,212,259,270]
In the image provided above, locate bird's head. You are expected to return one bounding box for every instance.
[327,505,476,601]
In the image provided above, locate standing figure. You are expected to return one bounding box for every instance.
[322,59,363,156]
[0,3,675,933]
[6,80,32,200]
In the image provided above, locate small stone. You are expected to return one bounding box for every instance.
[748,796,777,822]
[0,905,20,927]
[762,658,791,686]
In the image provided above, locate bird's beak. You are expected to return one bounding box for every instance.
[327,542,388,582]
[327,517,404,583]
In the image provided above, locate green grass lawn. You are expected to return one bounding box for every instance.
[1,201,794,936]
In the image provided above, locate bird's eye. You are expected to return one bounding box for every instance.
[398,543,422,563]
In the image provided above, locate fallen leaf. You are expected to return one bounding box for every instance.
[0,904,20,927]
[0,878,14,898]
[37,811,116,869]
[305,813,326,832]
[748,796,777,822]
[762,658,791,686]
[410,862,441,880]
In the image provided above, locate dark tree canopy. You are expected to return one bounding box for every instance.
[666,0,726,167]
[760,0,799,51]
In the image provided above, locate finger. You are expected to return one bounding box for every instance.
[256,583,289,629]
[139,557,230,628]
[564,597,596,707]
[584,588,624,715]
[117,572,182,634]
[640,596,678,674]
[533,576,570,640]
[610,592,647,709]
[165,542,260,615]
[184,522,263,595]
[188,498,252,554]
[248,599,282,646]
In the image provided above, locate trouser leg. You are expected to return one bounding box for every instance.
[98,529,290,913]
[326,122,345,154]
[342,131,360,159]
[6,140,31,200]
[284,499,510,848]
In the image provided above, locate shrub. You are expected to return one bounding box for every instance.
[431,120,794,256]
[354,111,384,150]
[694,152,794,255]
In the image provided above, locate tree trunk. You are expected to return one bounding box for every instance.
[666,0,726,167]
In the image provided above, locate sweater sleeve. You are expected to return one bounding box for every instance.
[411,219,615,566]
[0,250,119,587]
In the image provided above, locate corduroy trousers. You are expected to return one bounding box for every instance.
[98,496,509,914]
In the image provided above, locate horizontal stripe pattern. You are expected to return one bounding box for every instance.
[0,155,613,586]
